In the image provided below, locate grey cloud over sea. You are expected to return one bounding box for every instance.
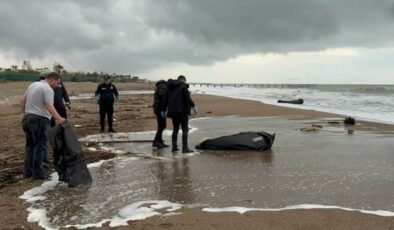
[0,0,394,73]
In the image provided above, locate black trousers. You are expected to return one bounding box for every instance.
[171,113,189,149]
[154,115,167,143]
[99,103,114,130]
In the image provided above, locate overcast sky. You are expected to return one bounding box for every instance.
[1,0,394,84]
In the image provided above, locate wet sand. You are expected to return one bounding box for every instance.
[0,82,393,229]
[24,116,394,229]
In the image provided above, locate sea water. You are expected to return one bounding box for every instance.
[191,84,394,124]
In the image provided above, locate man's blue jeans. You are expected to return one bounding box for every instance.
[22,114,50,178]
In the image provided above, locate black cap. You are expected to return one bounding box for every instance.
[104,75,111,80]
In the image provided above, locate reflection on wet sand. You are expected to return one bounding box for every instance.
[151,156,195,204]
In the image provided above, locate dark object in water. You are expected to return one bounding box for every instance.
[46,122,92,187]
[312,124,323,128]
[277,99,304,104]
[196,131,275,151]
[344,116,356,125]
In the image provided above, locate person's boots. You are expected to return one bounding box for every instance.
[160,141,169,148]
[108,128,116,133]
[172,145,179,152]
[152,142,166,149]
[182,147,194,154]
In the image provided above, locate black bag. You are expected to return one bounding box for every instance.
[46,122,92,187]
[196,131,275,151]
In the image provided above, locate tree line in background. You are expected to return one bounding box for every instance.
[0,61,144,83]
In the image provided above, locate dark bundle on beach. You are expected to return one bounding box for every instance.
[344,116,356,125]
[196,131,275,151]
[46,122,92,187]
[277,99,304,104]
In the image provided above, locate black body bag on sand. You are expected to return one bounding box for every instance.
[196,131,275,151]
[46,122,92,187]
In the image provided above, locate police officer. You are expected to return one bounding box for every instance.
[95,75,119,132]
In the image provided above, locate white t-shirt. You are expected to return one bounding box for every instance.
[24,82,54,119]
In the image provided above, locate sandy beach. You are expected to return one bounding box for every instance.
[0,82,393,229]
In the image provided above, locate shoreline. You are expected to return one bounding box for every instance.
[192,94,394,133]
[0,82,393,229]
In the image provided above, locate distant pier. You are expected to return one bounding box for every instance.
[189,83,317,89]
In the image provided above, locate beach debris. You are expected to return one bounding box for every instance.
[344,116,356,125]
[277,98,304,104]
[300,126,321,132]
[206,111,212,114]
[347,130,354,135]
[87,147,97,152]
[312,124,323,128]
[74,124,83,128]
[84,145,128,155]
[328,121,340,124]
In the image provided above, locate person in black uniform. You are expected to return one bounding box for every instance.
[152,80,169,149]
[167,75,197,153]
[95,75,119,132]
[51,79,70,127]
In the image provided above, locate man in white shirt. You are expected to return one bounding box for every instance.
[20,72,66,179]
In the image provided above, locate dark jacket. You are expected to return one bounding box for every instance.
[153,80,168,115]
[54,82,70,113]
[166,79,195,117]
[95,83,119,104]
[46,122,92,187]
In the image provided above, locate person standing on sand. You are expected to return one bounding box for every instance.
[152,80,170,149]
[95,75,119,133]
[167,75,197,153]
[20,72,66,179]
[38,74,71,167]
[51,79,71,127]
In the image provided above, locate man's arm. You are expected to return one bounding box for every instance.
[185,88,195,108]
[113,84,119,100]
[20,94,27,113]
[47,102,65,124]
[158,87,167,112]
[61,82,71,104]
[95,84,101,97]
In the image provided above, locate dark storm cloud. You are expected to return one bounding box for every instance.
[0,0,393,73]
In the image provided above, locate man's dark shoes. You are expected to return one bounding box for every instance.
[182,148,194,154]
[108,128,116,133]
[172,146,179,152]
[160,142,169,148]
[152,142,166,149]
[100,128,105,132]
[32,174,49,180]
[43,162,50,170]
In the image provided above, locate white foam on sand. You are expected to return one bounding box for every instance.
[20,160,110,229]
[79,127,198,143]
[202,204,394,217]
[109,200,183,227]
[87,159,108,168]
[20,158,183,230]
[60,200,182,229]
[19,173,61,230]
[19,173,60,203]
